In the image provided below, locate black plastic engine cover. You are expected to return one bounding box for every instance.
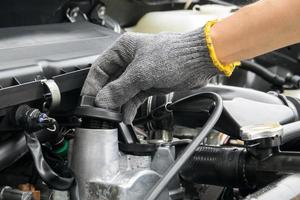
[0,21,120,137]
[173,85,298,138]
[0,22,118,86]
[0,22,119,116]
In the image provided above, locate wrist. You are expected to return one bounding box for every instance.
[205,20,240,76]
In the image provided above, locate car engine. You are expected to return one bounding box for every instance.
[0,0,300,200]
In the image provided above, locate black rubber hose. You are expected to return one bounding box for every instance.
[144,92,223,200]
[0,132,80,198]
[24,131,74,190]
[240,60,285,86]
[181,146,246,187]
[282,121,300,144]
[0,129,58,172]
[0,133,27,172]
[252,152,300,174]
[25,131,80,200]
[181,146,300,188]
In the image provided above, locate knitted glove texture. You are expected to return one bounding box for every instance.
[82,27,220,124]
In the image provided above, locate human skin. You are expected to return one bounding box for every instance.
[211,0,300,64]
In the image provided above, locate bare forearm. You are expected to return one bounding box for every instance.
[211,0,300,64]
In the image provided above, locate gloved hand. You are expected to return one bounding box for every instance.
[81,27,220,124]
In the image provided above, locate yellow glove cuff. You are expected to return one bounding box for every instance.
[204,20,240,77]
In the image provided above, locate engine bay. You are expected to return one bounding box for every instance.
[0,0,300,200]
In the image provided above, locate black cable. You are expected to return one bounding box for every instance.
[133,103,169,125]
[25,131,81,200]
[240,60,286,87]
[13,105,80,200]
[144,92,223,200]
[25,131,74,190]
[0,128,66,172]
[241,60,300,89]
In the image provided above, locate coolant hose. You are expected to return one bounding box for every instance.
[144,92,223,200]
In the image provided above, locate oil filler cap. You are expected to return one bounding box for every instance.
[74,95,122,122]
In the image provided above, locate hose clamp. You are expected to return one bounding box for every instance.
[41,79,61,110]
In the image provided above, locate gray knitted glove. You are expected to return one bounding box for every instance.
[82,27,220,124]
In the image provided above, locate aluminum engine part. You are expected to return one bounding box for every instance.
[244,174,300,200]
[151,146,184,199]
[87,169,168,200]
[71,128,120,199]
[70,128,169,200]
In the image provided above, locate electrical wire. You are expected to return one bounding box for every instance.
[25,131,80,200]
[24,131,74,190]
[144,92,223,200]
[240,59,300,89]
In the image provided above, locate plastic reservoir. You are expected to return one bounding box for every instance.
[126,4,237,33]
